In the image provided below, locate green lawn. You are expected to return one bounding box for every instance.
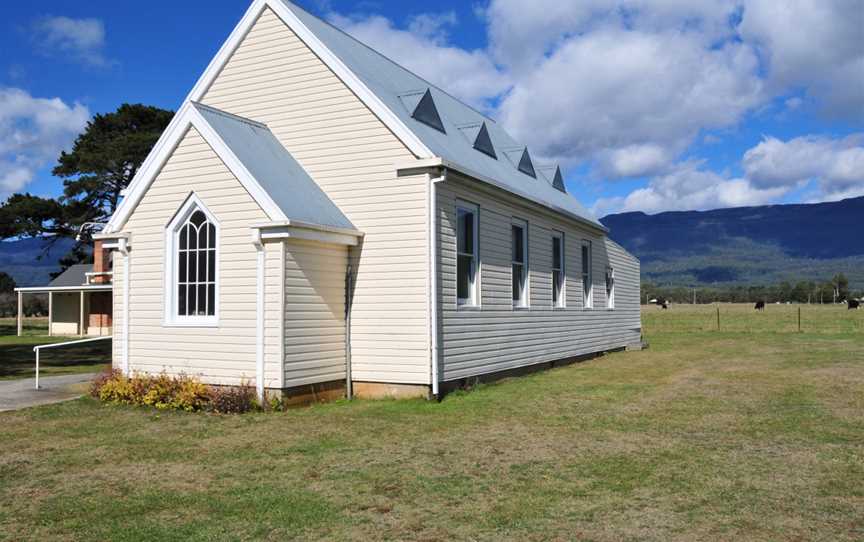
[0,305,861,541]
[0,318,111,380]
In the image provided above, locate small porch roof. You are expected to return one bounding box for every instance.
[14,264,113,293]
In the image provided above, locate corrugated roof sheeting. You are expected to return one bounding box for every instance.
[279,0,601,229]
[194,102,356,232]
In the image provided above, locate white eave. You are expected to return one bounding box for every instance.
[397,158,609,234]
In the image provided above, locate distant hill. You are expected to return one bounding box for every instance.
[0,237,76,287]
[601,196,864,288]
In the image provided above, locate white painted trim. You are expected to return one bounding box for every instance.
[253,230,266,400]
[106,103,288,233]
[511,217,529,309]
[396,158,608,234]
[552,231,566,309]
[255,225,360,246]
[606,266,615,310]
[184,0,432,160]
[581,239,593,310]
[251,220,362,238]
[163,193,221,328]
[455,199,480,308]
[15,286,112,293]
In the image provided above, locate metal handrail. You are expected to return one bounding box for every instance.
[33,336,113,390]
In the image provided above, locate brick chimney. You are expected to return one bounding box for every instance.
[91,240,112,284]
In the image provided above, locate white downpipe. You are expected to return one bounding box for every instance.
[253,230,266,401]
[429,170,447,397]
[118,238,131,375]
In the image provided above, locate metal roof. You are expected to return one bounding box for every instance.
[193,102,356,232]
[279,0,602,229]
[49,264,92,288]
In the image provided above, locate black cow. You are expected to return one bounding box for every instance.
[755,301,765,311]
[849,299,861,310]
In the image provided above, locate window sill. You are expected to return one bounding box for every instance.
[163,319,220,328]
[553,306,567,311]
[513,305,530,311]
[457,304,482,312]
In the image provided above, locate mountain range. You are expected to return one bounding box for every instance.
[2,196,862,289]
[601,196,864,288]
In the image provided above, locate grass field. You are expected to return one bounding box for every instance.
[0,305,861,541]
[0,318,111,380]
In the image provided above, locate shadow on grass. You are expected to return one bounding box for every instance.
[0,337,111,379]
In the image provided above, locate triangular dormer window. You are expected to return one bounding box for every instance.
[553,167,566,192]
[518,148,536,178]
[412,89,446,133]
[473,123,497,159]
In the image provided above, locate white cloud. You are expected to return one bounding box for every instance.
[0,87,90,200]
[32,16,113,68]
[743,134,864,198]
[328,12,509,109]
[594,161,786,215]
[739,0,864,118]
[327,1,862,212]
[595,133,864,215]
[497,28,763,171]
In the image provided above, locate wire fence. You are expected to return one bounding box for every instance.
[642,303,864,336]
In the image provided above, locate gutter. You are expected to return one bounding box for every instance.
[397,157,608,235]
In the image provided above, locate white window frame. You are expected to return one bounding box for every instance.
[164,193,220,327]
[511,218,529,308]
[552,232,565,308]
[606,266,615,309]
[581,240,593,309]
[456,200,480,307]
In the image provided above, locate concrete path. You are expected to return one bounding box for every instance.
[0,373,97,412]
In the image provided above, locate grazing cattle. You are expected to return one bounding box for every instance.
[755,301,765,311]
[661,302,669,310]
[849,299,861,310]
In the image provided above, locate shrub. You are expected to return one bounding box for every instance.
[90,368,121,398]
[92,371,210,412]
[207,381,257,414]
[174,377,210,412]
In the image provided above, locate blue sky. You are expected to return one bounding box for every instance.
[1,0,862,217]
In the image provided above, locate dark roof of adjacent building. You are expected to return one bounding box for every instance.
[48,264,92,288]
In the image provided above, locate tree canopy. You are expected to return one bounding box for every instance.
[0,104,173,270]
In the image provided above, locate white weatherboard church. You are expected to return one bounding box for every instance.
[96,0,642,402]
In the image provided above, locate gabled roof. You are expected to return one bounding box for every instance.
[195,103,355,232]
[108,0,601,234]
[107,101,356,235]
[49,264,92,288]
[277,0,601,230]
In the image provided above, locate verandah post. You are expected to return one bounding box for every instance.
[17,291,23,337]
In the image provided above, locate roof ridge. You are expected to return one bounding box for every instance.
[191,101,268,130]
[279,0,501,125]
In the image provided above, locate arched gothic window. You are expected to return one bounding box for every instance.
[165,195,219,325]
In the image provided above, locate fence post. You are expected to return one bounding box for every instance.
[717,306,720,331]
[35,349,40,390]
[798,306,801,333]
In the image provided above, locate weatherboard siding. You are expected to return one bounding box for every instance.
[201,7,430,385]
[283,240,348,387]
[437,174,641,381]
[118,127,281,387]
